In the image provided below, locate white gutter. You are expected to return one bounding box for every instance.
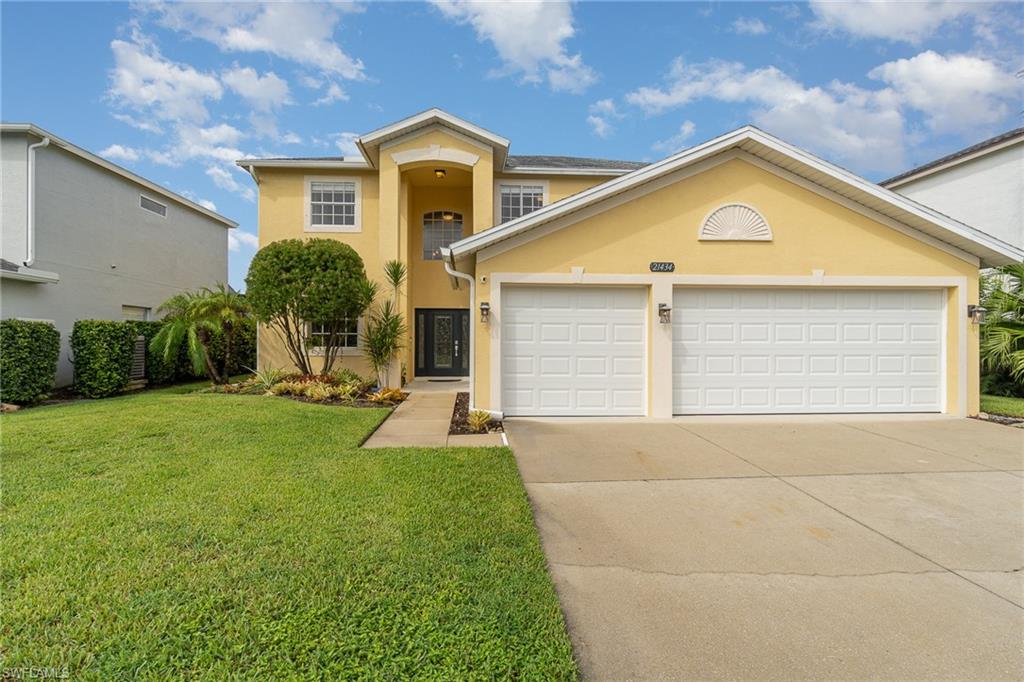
[442,249,485,415]
[25,135,50,266]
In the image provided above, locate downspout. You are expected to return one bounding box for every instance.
[442,249,477,411]
[25,136,51,266]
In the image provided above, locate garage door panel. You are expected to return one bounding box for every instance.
[673,288,943,414]
[503,286,646,416]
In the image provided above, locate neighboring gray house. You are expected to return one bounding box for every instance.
[882,128,1023,250]
[1,123,236,386]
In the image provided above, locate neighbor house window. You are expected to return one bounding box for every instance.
[308,318,359,348]
[305,177,361,232]
[499,184,544,223]
[122,305,150,321]
[140,195,167,217]
[422,210,464,260]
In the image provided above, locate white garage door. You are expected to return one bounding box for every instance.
[502,286,646,416]
[673,288,943,414]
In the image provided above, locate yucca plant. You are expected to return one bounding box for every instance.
[361,259,408,389]
[467,409,491,433]
[247,366,286,391]
[980,263,1024,384]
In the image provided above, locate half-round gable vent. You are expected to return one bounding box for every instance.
[699,204,772,241]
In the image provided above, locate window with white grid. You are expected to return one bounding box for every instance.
[499,184,544,223]
[309,318,359,348]
[308,180,358,230]
[422,211,464,260]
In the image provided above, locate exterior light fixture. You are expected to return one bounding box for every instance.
[480,301,491,323]
[434,168,446,179]
[967,304,988,325]
[442,212,455,221]
[658,303,672,324]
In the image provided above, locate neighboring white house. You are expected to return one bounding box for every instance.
[1,123,236,386]
[882,128,1023,250]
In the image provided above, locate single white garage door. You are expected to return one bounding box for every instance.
[673,288,943,414]
[502,286,646,416]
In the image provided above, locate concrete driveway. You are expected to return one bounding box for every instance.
[507,416,1024,680]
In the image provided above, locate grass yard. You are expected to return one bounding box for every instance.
[980,393,1024,418]
[1,386,576,679]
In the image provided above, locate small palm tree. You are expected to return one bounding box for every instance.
[361,260,407,388]
[981,263,1024,382]
[150,285,250,384]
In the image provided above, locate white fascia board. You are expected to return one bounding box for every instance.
[883,135,1024,189]
[449,125,1023,265]
[1,123,237,228]
[235,159,371,170]
[499,167,634,177]
[358,108,510,151]
[1,266,59,283]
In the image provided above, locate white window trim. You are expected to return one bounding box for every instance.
[140,194,167,218]
[122,305,152,321]
[307,317,363,356]
[304,175,362,233]
[494,180,549,225]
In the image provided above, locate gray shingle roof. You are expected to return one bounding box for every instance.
[504,155,647,171]
[881,127,1024,186]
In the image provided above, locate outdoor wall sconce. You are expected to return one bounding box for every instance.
[658,303,672,324]
[480,301,491,323]
[434,168,447,179]
[967,304,988,325]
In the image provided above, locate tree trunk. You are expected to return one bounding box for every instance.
[197,329,223,384]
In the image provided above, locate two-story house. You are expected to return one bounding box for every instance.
[1,123,236,385]
[239,109,1021,419]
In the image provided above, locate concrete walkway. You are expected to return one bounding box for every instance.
[508,415,1024,680]
[362,379,504,448]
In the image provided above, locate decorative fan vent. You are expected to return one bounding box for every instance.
[699,204,772,241]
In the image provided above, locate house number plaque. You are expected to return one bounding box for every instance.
[649,261,675,272]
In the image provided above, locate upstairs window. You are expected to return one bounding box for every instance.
[422,211,464,260]
[140,195,167,217]
[309,318,359,348]
[499,184,544,223]
[305,177,361,232]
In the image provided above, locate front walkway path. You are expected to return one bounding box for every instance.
[362,379,504,448]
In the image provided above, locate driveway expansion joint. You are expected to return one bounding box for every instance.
[550,561,949,580]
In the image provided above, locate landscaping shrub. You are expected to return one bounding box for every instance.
[70,320,136,398]
[172,316,257,380]
[0,319,60,404]
[126,320,177,385]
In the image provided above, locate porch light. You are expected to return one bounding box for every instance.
[442,212,455,221]
[434,168,447,179]
[658,303,672,324]
[480,301,491,323]
[968,304,988,325]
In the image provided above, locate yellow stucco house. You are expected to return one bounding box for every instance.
[238,109,1021,419]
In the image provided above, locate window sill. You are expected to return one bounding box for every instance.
[309,347,363,357]
[305,225,361,234]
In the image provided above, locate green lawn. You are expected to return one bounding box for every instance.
[2,386,576,679]
[981,393,1024,418]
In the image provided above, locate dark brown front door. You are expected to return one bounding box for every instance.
[415,309,469,377]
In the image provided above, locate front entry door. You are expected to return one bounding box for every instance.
[416,309,470,377]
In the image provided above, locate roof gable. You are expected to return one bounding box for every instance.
[355,108,509,169]
[445,126,1022,267]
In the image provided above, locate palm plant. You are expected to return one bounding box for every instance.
[150,285,251,384]
[980,263,1024,384]
[360,260,408,388]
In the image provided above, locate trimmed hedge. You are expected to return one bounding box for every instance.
[127,321,177,385]
[70,321,136,398]
[0,320,61,404]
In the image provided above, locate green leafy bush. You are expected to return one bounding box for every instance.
[172,315,257,380]
[70,320,136,398]
[0,319,60,404]
[126,320,176,385]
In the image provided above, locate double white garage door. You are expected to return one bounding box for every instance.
[501,286,943,416]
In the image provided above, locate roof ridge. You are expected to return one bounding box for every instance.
[881,127,1024,186]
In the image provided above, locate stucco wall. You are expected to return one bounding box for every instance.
[472,157,980,416]
[0,133,230,385]
[891,142,1023,250]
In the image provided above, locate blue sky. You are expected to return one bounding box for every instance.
[3,1,1021,290]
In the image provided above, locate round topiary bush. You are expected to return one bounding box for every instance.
[70,320,136,398]
[0,319,61,404]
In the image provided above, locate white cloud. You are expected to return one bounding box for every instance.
[280,131,302,145]
[314,82,349,106]
[111,112,163,134]
[108,31,222,124]
[206,165,255,202]
[228,230,260,252]
[652,120,697,153]
[198,198,218,211]
[222,66,291,111]
[586,98,624,138]
[430,0,597,93]
[809,0,980,43]
[869,51,1020,134]
[148,3,365,79]
[331,132,361,158]
[732,17,769,35]
[100,144,141,162]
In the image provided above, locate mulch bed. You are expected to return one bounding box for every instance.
[448,392,504,435]
[281,393,408,409]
